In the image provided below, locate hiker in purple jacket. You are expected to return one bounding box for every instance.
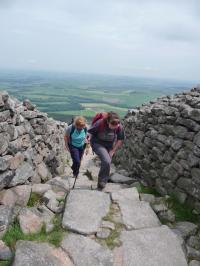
[88,112,125,190]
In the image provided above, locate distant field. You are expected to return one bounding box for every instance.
[0,70,194,122]
[81,103,127,116]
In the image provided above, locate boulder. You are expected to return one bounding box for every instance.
[13,240,73,266]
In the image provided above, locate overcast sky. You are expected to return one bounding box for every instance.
[0,0,200,80]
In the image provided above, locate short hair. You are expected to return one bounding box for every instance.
[74,116,86,127]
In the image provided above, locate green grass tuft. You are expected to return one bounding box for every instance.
[102,205,117,222]
[27,192,43,207]
[138,185,199,223]
[104,223,124,249]
[137,184,161,196]
[165,196,199,223]
[2,215,66,250]
[0,261,12,266]
[98,204,125,249]
[83,169,94,180]
[47,215,66,247]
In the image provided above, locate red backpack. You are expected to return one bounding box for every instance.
[91,112,121,133]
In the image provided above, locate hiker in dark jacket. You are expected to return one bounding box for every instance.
[64,116,89,178]
[88,112,125,190]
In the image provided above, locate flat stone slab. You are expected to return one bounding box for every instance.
[103,183,124,193]
[62,190,110,234]
[109,173,134,184]
[47,176,70,192]
[66,175,94,190]
[119,200,161,230]
[13,240,73,266]
[189,260,200,266]
[61,233,113,266]
[111,187,140,203]
[31,184,52,195]
[121,225,188,266]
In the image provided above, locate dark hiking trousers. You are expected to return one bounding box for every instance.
[69,144,84,177]
[92,142,111,185]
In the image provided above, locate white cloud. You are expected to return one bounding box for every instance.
[0,0,200,80]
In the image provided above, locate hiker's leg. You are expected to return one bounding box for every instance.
[69,145,81,177]
[78,146,85,172]
[92,143,111,185]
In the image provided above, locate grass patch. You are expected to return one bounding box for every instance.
[56,198,65,204]
[83,169,94,180]
[2,215,66,251]
[137,184,161,197]
[0,261,12,266]
[27,192,43,207]
[81,102,128,116]
[104,223,124,249]
[65,158,71,167]
[103,205,117,222]
[46,215,66,247]
[50,110,96,117]
[98,204,125,249]
[137,185,199,223]
[165,196,199,223]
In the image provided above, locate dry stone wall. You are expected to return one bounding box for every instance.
[114,87,200,213]
[0,91,67,190]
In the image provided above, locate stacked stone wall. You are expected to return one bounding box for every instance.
[115,87,200,213]
[0,91,67,190]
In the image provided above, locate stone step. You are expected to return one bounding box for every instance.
[120,200,161,230]
[111,188,161,230]
[65,175,95,190]
[109,173,134,184]
[62,190,111,235]
[61,233,113,266]
[111,187,140,203]
[13,240,73,266]
[121,225,188,266]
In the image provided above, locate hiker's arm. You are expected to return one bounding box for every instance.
[84,133,90,155]
[109,127,125,157]
[109,140,122,157]
[85,133,91,144]
[88,120,101,135]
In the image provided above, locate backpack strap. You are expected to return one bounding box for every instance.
[69,125,75,144]
[98,119,105,131]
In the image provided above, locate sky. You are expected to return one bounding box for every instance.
[0,0,200,80]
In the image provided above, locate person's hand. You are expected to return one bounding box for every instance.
[85,138,90,144]
[65,143,70,152]
[85,144,90,155]
[109,150,115,158]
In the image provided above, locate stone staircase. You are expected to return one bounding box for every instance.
[11,149,189,265]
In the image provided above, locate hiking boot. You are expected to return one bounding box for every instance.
[97,181,106,191]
